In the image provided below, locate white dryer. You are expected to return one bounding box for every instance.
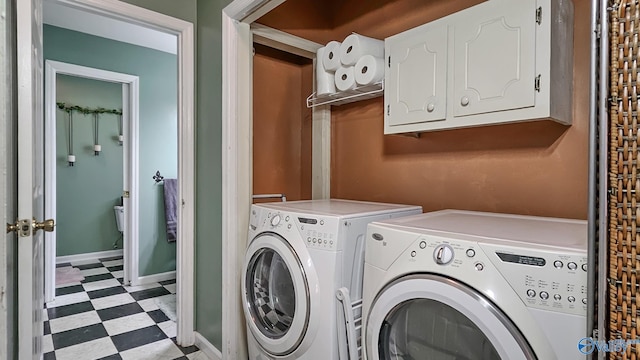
[243,199,422,360]
[362,210,587,360]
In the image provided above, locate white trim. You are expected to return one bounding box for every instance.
[221,12,252,360]
[43,60,139,303]
[223,1,337,357]
[42,0,196,347]
[251,23,321,59]
[312,104,331,199]
[55,249,123,264]
[194,332,223,360]
[136,270,176,285]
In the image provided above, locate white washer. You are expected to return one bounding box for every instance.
[362,210,587,360]
[243,199,422,360]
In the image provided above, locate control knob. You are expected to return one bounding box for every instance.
[433,244,454,265]
[271,214,281,227]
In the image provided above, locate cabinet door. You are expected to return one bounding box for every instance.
[386,25,448,127]
[453,1,536,118]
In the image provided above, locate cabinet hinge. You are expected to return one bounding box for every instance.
[123,191,130,198]
[534,74,541,92]
[387,105,390,116]
[593,329,599,339]
[388,56,391,68]
[536,7,542,25]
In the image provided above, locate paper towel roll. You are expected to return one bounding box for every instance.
[335,66,356,92]
[316,47,336,95]
[355,55,385,86]
[321,41,342,72]
[339,33,384,66]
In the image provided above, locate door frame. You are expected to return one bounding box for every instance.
[44,60,140,301]
[41,0,196,346]
[222,0,329,357]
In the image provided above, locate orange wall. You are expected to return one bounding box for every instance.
[252,45,313,201]
[260,0,589,219]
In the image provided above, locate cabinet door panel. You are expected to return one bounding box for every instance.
[386,25,447,127]
[453,2,536,117]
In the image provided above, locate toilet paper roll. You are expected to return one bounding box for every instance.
[67,155,76,163]
[355,55,385,86]
[316,47,336,95]
[321,41,342,72]
[339,33,384,66]
[94,144,102,152]
[335,66,356,92]
[118,135,124,142]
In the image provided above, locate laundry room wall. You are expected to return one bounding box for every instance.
[258,0,589,220]
[44,25,178,276]
[253,44,313,201]
[55,75,123,256]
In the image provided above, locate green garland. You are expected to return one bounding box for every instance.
[57,102,122,116]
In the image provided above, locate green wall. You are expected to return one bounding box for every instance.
[55,75,123,256]
[44,25,178,276]
[118,0,227,349]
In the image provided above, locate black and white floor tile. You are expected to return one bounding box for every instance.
[45,257,204,360]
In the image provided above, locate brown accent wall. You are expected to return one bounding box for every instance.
[259,0,589,219]
[252,45,313,201]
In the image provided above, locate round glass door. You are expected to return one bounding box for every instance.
[379,299,500,359]
[366,275,537,360]
[242,233,310,356]
[246,248,296,339]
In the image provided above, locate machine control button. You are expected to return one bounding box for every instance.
[582,263,588,272]
[285,216,290,222]
[540,291,549,300]
[312,238,317,243]
[474,262,484,271]
[567,262,578,271]
[287,224,291,229]
[307,237,311,243]
[466,249,476,257]
[582,298,588,305]
[419,241,426,249]
[411,251,417,257]
[320,220,324,225]
[526,289,536,298]
[553,260,563,269]
[554,294,562,301]
[433,244,454,265]
[330,240,334,245]
[324,240,327,244]
[270,214,281,227]
[568,296,576,303]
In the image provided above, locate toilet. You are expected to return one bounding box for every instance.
[114,206,124,232]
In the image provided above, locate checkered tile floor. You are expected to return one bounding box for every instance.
[45,256,204,360]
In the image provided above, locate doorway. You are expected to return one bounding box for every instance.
[37,0,196,349]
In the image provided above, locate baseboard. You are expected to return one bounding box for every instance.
[136,271,176,285]
[194,332,222,360]
[56,249,123,264]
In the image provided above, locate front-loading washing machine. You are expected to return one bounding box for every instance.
[362,210,587,360]
[242,199,422,360]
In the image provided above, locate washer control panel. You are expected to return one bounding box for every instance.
[257,209,340,250]
[404,235,587,316]
[480,242,587,316]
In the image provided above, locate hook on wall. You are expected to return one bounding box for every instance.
[153,171,164,184]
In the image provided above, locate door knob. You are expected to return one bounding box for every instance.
[6,223,18,234]
[33,219,55,232]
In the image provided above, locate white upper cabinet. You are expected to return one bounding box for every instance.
[384,0,574,134]
[386,25,448,126]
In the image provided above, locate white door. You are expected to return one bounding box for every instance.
[242,233,310,356]
[385,24,448,127]
[453,0,536,118]
[365,275,537,360]
[16,0,47,359]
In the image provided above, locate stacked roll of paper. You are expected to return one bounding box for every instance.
[315,33,384,96]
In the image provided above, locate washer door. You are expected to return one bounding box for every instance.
[366,274,537,360]
[243,233,310,356]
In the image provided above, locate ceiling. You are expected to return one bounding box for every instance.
[43,0,177,55]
